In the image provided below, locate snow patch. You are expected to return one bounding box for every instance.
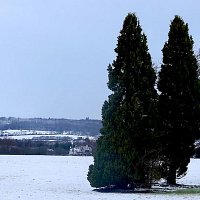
[0,156,199,200]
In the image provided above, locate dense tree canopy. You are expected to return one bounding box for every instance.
[88,13,200,189]
[88,13,158,188]
[157,16,200,185]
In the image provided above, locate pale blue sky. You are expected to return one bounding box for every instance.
[0,0,199,119]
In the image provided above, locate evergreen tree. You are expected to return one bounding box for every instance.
[157,16,200,185]
[88,13,158,188]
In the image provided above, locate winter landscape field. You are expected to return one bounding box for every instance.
[0,155,199,200]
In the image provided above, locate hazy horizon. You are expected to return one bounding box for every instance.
[0,0,199,120]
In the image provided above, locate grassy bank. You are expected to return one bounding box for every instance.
[172,188,200,195]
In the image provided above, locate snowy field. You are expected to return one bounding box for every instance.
[0,156,199,200]
[0,129,96,140]
[0,134,94,140]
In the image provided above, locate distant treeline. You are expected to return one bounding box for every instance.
[0,117,102,136]
[0,139,71,155]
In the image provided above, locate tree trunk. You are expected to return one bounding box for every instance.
[167,165,176,185]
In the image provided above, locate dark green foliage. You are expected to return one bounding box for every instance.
[157,16,200,184]
[0,139,71,155]
[87,135,129,188]
[88,13,158,188]
[195,145,200,158]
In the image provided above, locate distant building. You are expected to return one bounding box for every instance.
[69,145,92,156]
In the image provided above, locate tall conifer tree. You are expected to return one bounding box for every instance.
[158,16,200,185]
[88,13,158,188]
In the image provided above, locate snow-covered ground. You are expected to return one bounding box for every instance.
[0,129,96,140]
[0,130,60,136]
[0,156,199,200]
[1,134,94,140]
